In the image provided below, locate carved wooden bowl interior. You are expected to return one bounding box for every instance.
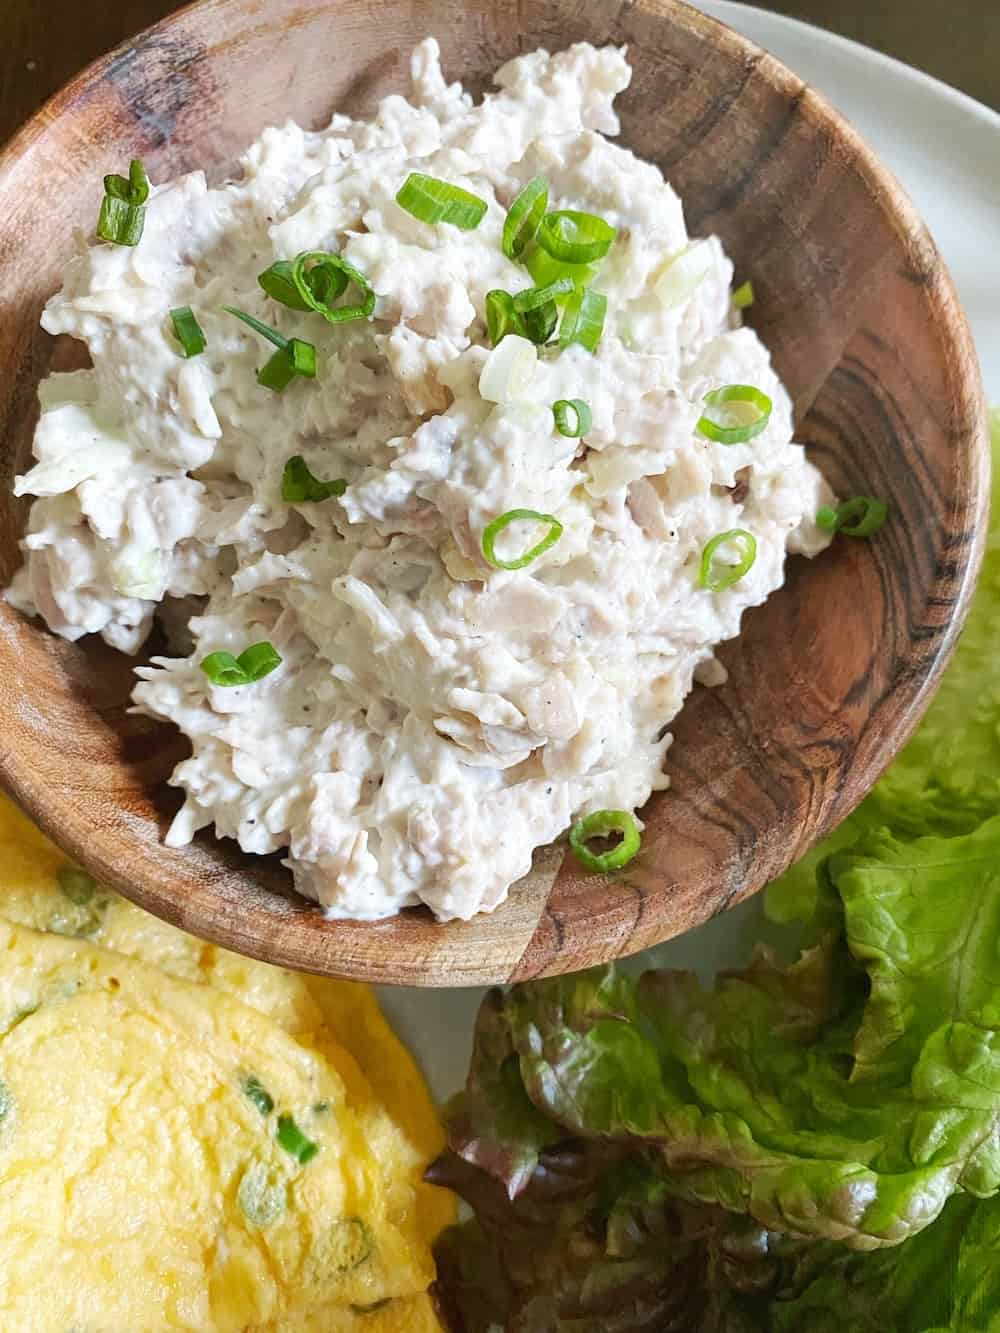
[0,0,987,985]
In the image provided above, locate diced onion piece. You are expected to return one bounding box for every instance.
[478,334,538,404]
[655,240,714,310]
[111,548,163,599]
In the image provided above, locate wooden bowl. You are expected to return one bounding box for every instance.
[0,0,987,986]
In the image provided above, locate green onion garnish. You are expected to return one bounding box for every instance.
[525,244,598,291]
[281,455,346,503]
[482,509,563,571]
[569,810,641,873]
[224,307,317,393]
[732,280,755,310]
[537,209,617,264]
[57,867,97,905]
[552,399,592,438]
[485,290,524,346]
[200,642,282,688]
[502,176,548,260]
[223,306,287,349]
[697,385,773,445]
[169,306,206,358]
[395,172,487,229]
[291,251,374,324]
[699,529,757,592]
[276,1113,319,1164]
[258,339,316,392]
[242,1074,275,1116]
[510,278,574,345]
[258,259,317,311]
[0,1078,12,1127]
[512,278,575,312]
[521,301,559,345]
[97,158,149,246]
[816,496,889,538]
[559,287,607,353]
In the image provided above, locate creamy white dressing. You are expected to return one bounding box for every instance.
[8,40,833,921]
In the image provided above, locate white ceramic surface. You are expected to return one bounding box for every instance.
[379,1,1000,1103]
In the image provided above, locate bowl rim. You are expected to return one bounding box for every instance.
[0,0,989,986]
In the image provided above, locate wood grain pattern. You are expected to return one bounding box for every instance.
[0,0,988,986]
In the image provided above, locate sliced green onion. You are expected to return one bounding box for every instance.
[538,210,617,264]
[225,307,316,393]
[103,158,149,204]
[485,290,524,346]
[525,244,598,291]
[569,810,641,873]
[276,1113,319,1164]
[503,176,548,260]
[258,259,313,311]
[816,496,889,538]
[732,280,755,310]
[238,1161,286,1228]
[57,867,97,906]
[0,1078,12,1127]
[97,159,149,246]
[699,529,757,592]
[97,196,145,246]
[552,399,592,438]
[482,509,563,571]
[395,172,487,229]
[697,385,773,445]
[282,455,346,503]
[200,642,282,688]
[128,158,150,204]
[521,301,559,345]
[291,251,374,324]
[169,306,206,358]
[506,278,574,345]
[257,340,315,393]
[331,1218,375,1272]
[559,287,607,353]
[512,278,574,313]
[224,306,289,350]
[242,1074,274,1116]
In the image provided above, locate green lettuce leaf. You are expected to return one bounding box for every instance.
[438,821,1000,1262]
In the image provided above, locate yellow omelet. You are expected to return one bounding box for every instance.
[259,1290,445,1331]
[0,795,454,1331]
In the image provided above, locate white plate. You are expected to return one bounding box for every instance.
[380,2,1000,1103]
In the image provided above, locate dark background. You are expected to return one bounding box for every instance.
[1,0,997,145]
